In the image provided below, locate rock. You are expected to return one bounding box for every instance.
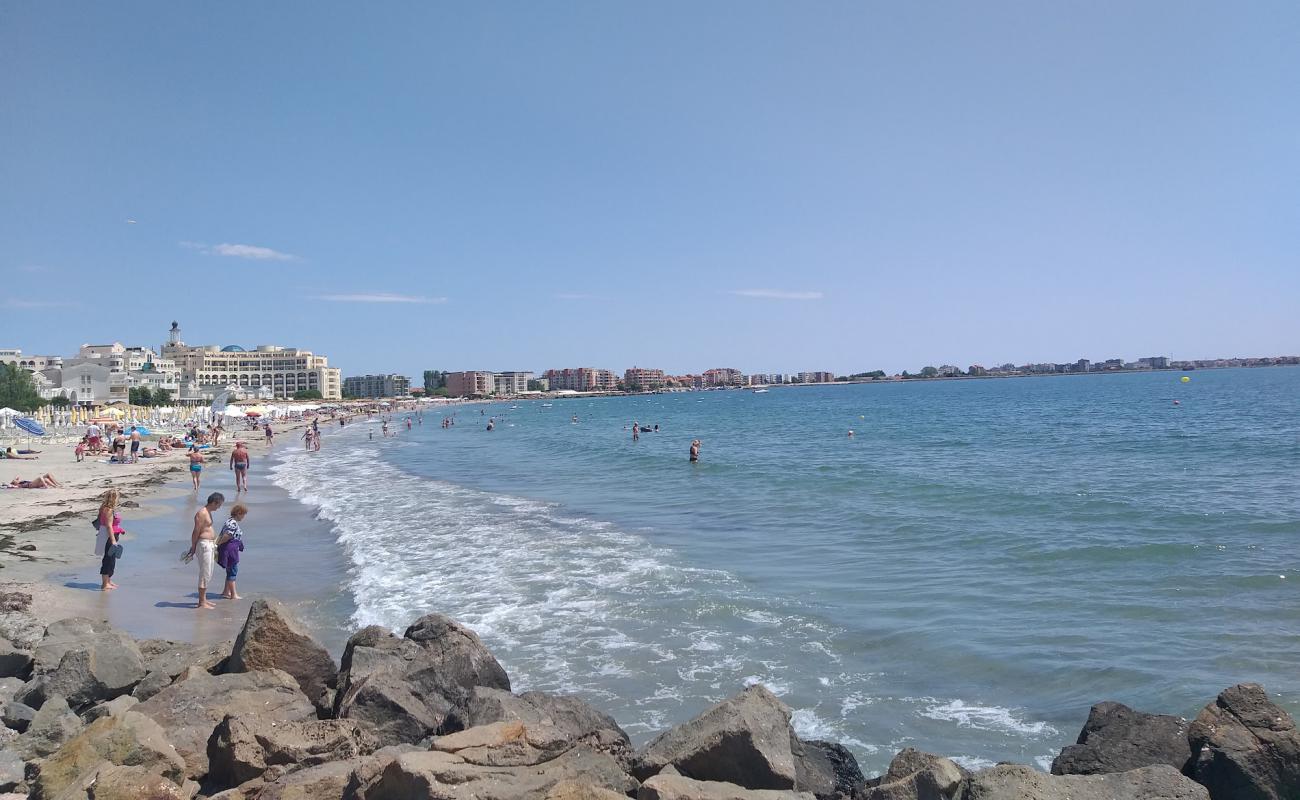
[792,739,866,800]
[134,667,316,780]
[30,710,187,799]
[244,744,415,800]
[0,592,42,651]
[1051,701,1193,776]
[0,638,32,680]
[206,714,377,789]
[433,721,576,767]
[1188,683,1300,800]
[44,762,192,800]
[867,748,964,800]
[638,773,816,799]
[12,694,82,760]
[133,639,231,701]
[0,750,22,793]
[0,677,22,705]
[82,694,139,723]
[30,619,146,711]
[333,626,415,713]
[227,600,337,713]
[963,764,1208,800]
[452,687,633,766]
[634,685,798,790]
[546,779,636,800]
[336,666,453,748]
[402,613,511,699]
[2,700,35,731]
[367,746,638,800]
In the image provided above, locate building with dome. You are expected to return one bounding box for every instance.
[162,324,342,400]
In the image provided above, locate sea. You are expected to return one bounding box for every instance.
[268,367,1300,774]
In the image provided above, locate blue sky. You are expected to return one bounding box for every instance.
[2,2,1296,376]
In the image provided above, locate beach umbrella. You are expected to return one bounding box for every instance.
[14,417,46,436]
[0,407,20,419]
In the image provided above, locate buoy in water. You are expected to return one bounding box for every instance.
[1181,376,1191,383]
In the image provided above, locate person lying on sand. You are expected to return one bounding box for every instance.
[8,474,62,488]
[2,447,39,460]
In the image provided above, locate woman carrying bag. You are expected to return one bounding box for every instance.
[95,489,126,591]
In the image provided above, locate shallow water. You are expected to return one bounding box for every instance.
[271,368,1300,772]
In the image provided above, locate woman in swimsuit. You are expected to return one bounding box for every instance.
[188,446,204,490]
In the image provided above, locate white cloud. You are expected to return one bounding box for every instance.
[729,289,824,300]
[311,293,446,304]
[180,241,299,261]
[212,243,298,261]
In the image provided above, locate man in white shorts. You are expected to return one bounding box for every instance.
[186,492,225,609]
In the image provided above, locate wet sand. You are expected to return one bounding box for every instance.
[2,437,356,654]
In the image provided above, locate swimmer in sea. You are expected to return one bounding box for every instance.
[689,439,700,463]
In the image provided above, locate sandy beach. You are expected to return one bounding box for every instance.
[0,415,339,641]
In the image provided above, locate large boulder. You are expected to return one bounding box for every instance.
[964,764,1208,799]
[791,739,866,800]
[26,619,145,712]
[366,746,637,800]
[451,687,633,766]
[28,620,142,712]
[433,721,578,767]
[638,773,816,799]
[134,667,316,780]
[546,780,635,800]
[1052,701,1193,776]
[634,685,799,790]
[41,762,192,800]
[867,748,964,800]
[333,617,511,746]
[227,600,337,712]
[2,700,34,732]
[1187,683,1300,800]
[11,694,82,761]
[30,710,187,799]
[0,638,33,680]
[402,614,511,700]
[0,589,42,651]
[206,713,377,789]
[133,638,231,701]
[336,667,453,748]
[0,750,22,793]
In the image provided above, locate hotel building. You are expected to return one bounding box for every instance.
[623,367,666,391]
[343,374,412,398]
[446,371,496,398]
[160,322,342,400]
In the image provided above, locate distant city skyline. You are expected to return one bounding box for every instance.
[2,4,1297,374]
[4,320,1296,387]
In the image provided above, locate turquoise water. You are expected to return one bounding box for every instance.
[271,368,1300,772]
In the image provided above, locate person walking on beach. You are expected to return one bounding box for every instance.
[264,422,274,446]
[313,428,321,451]
[302,429,314,450]
[186,492,224,609]
[689,439,701,463]
[188,446,204,490]
[229,442,251,492]
[216,503,247,600]
[94,489,126,592]
[129,426,141,463]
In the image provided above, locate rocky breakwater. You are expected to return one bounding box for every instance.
[0,590,1294,799]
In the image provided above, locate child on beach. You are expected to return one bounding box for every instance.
[216,503,247,600]
[94,489,125,591]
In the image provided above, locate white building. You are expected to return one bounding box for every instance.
[493,371,533,394]
[160,323,342,400]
